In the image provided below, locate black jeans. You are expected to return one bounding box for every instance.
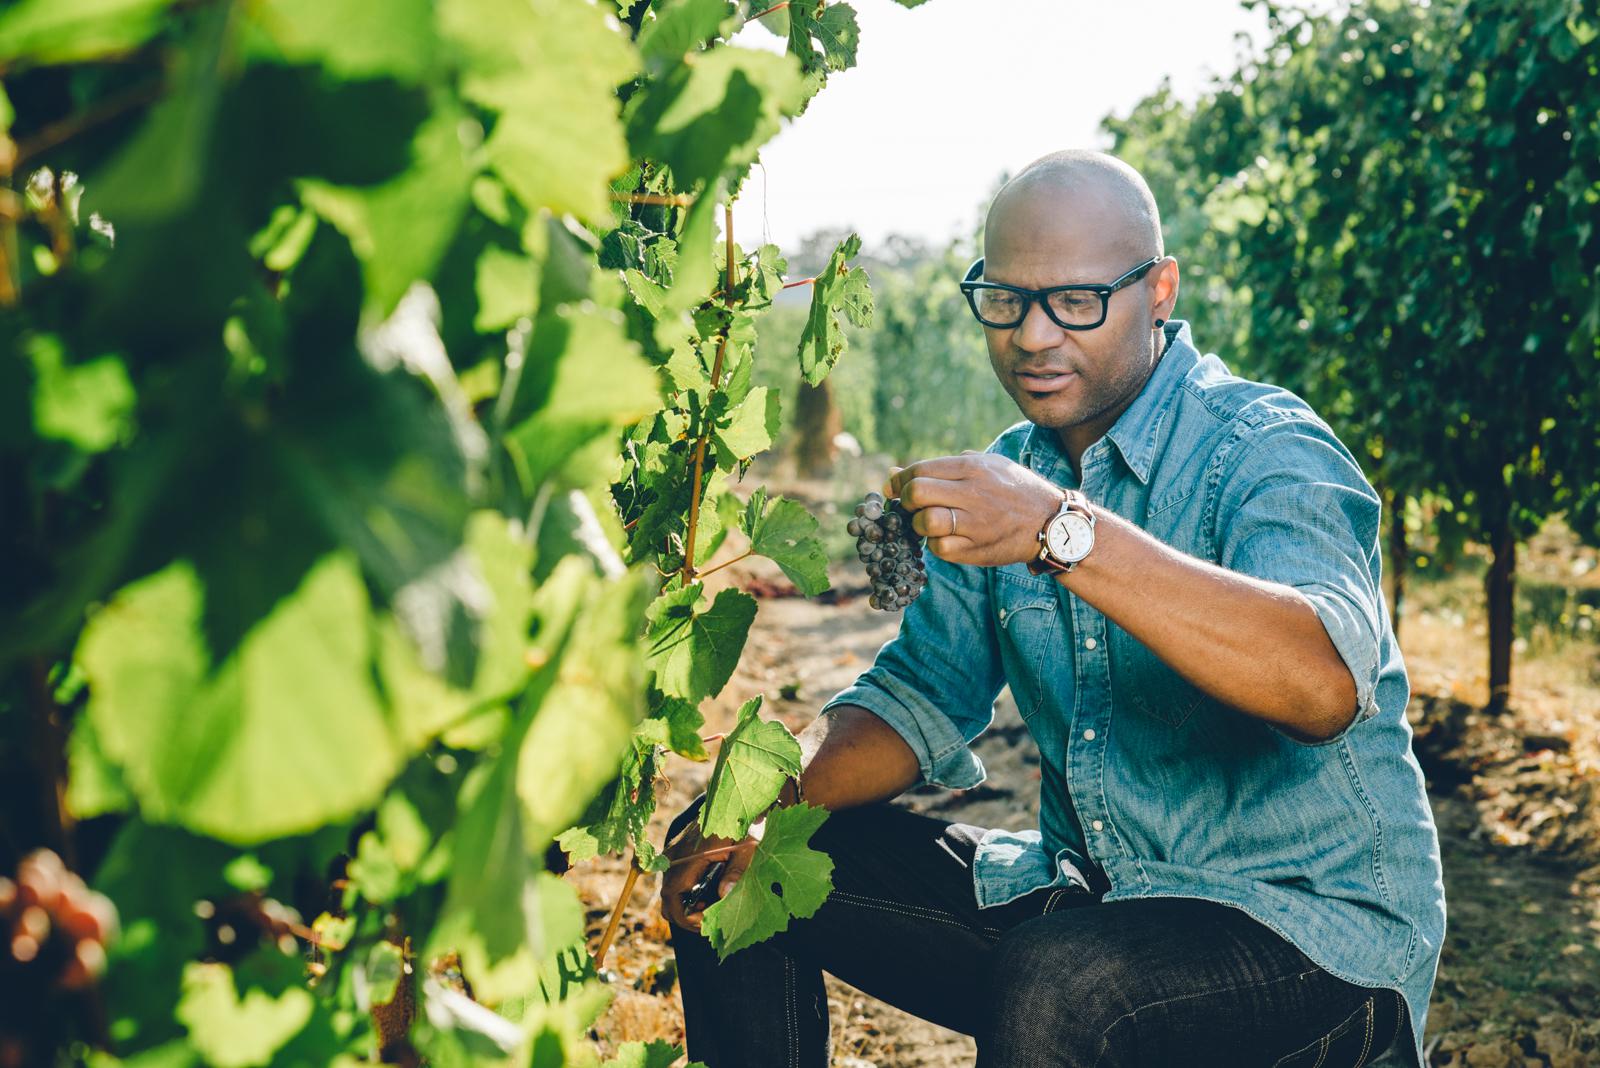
[666,801,1412,1068]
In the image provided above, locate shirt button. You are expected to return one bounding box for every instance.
[1084,637,1098,650]
[998,608,1008,622]
[1083,728,1096,741]
[1091,819,1105,832]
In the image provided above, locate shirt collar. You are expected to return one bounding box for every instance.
[1020,319,1197,485]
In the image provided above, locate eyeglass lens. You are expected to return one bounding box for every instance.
[972,287,1104,328]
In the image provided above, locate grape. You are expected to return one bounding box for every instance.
[847,494,928,612]
[1,849,119,994]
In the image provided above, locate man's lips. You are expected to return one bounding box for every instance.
[1015,369,1077,393]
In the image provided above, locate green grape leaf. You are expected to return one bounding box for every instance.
[311,913,355,953]
[699,696,801,839]
[554,734,662,871]
[625,46,807,191]
[740,487,830,597]
[242,0,434,81]
[377,511,537,750]
[347,792,432,904]
[427,578,614,1009]
[786,0,860,74]
[444,0,639,222]
[92,823,235,1052]
[601,1040,702,1068]
[645,586,757,703]
[299,104,473,322]
[65,707,132,819]
[79,554,406,845]
[665,181,721,311]
[689,474,737,569]
[654,695,709,761]
[86,4,228,223]
[475,245,539,333]
[712,385,780,463]
[517,562,653,854]
[700,802,832,960]
[503,305,663,493]
[798,232,873,385]
[484,107,629,225]
[637,0,734,71]
[0,0,179,68]
[27,338,135,454]
[364,942,405,1007]
[176,962,314,1068]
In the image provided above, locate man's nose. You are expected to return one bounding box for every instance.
[1014,297,1065,351]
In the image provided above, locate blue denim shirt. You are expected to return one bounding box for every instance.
[822,321,1445,1065]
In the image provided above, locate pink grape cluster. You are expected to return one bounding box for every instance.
[0,849,117,993]
[847,493,927,611]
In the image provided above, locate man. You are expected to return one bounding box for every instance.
[661,150,1445,1068]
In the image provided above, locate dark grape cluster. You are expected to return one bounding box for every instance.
[0,849,117,992]
[847,493,927,611]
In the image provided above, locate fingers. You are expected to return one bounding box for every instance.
[666,845,738,870]
[925,534,978,562]
[898,475,965,513]
[910,504,963,539]
[887,455,985,498]
[881,466,904,499]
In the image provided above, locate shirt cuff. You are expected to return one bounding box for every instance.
[1290,583,1383,744]
[820,673,988,790]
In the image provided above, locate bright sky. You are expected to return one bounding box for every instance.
[730,0,1272,256]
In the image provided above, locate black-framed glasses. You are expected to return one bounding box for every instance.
[959,256,1159,330]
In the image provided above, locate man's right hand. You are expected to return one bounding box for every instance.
[660,825,759,932]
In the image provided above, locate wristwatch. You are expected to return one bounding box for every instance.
[1027,489,1097,575]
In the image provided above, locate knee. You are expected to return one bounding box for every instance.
[981,922,1143,1064]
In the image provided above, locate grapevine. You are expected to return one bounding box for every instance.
[0,0,919,1063]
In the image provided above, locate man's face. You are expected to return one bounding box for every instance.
[981,187,1159,437]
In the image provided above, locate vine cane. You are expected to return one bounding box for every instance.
[593,859,641,971]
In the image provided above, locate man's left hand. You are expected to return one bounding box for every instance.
[883,451,1065,567]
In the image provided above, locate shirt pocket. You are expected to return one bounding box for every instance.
[1110,624,1205,728]
[993,567,1066,720]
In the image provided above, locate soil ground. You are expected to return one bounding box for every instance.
[570,476,1600,1068]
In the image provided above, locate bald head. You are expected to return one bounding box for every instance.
[985,150,1163,268]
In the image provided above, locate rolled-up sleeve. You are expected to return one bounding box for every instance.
[1213,416,1387,741]
[820,546,1006,788]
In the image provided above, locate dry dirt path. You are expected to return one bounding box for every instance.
[571,549,1600,1067]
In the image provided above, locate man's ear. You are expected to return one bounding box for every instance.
[1152,256,1180,321]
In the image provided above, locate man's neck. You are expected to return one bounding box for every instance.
[1054,328,1175,476]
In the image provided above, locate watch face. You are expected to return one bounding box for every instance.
[1046,512,1094,562]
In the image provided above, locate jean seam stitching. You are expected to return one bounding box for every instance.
[830,890,1004,937]
[1353,997,1374,1068]
[785,956,796,1068]
[1093,968,1330,1068]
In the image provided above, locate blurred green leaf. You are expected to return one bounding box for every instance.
[474,245,538,333]
[79,554,406,845]
[28,339,134,454]
[243,0,435,81]
[300,105,474,322]
[0,0,179,67]
[626,46,806,191]
[637,0,733,71]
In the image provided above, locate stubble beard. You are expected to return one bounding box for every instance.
[1005,320,1157,434]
